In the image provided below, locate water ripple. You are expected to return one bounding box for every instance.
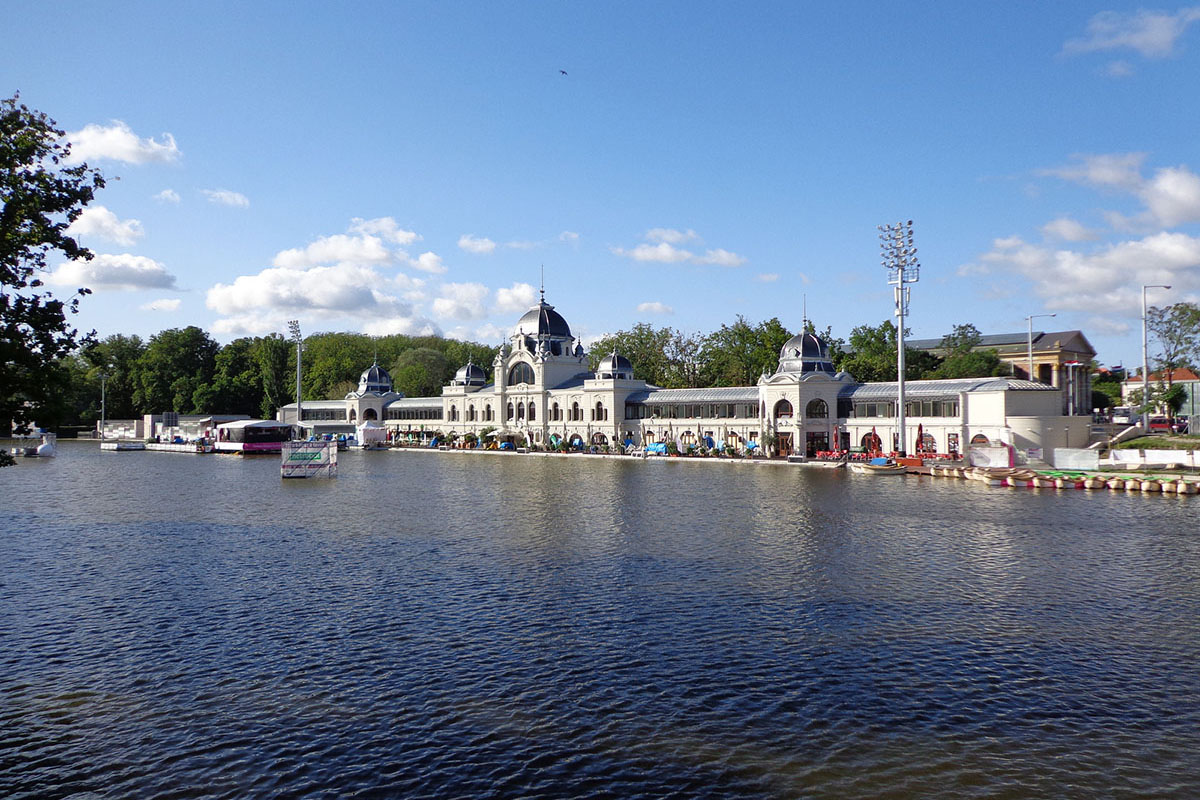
[2,443,1199,798]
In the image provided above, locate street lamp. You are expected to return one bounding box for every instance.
[1142,284,1171,429]
[1025,313,1056,383]
[879,220,920,457]
[99,370,109,440]
[287,320,303,433]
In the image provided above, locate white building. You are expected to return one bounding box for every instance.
[278,294,1091,459]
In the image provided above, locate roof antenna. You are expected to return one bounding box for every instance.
[803,293,807,331]
[540,264,545,302]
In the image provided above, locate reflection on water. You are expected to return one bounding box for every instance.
[2,441,1200,798]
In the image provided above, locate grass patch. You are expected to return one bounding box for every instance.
[1114,435,1200,450]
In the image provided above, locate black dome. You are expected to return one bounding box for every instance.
[454,361,486,385]
[514,300,572,338]
[356,362,393,394]
[596,351,633,376]
[777,331,835,375]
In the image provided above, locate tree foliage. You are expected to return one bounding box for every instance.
[1147,302,1200,382]
[1,94,105,461]
[924,323,1006,379]
[134,326,220,413]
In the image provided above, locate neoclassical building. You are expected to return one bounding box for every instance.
[278,293,1092,458]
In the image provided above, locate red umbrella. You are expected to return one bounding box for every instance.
[916,423,924,453]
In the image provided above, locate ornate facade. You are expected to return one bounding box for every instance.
[278,294,1092,457]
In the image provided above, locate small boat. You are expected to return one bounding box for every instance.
[848,458,907,476]
[11,433,55,458]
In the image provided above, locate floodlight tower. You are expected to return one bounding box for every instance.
[287,320,303,431]
[878,220,920,456]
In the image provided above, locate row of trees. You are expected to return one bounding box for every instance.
[588,318,1008,389]
[58,328,499,429]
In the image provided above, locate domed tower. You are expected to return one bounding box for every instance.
[595,350,634,380]
[349,361,397,397]
[511,294,575,358]
[776,331,836,376]
[451,359,487,388]
[346,360,401,425]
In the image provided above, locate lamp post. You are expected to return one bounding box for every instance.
[1142,284,1171,428]
[1025,313,1056,383]
[287,320,303,435]
[99,371,109,439]
[879,220,920,457]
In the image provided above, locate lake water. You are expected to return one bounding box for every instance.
[3,441,1199,799]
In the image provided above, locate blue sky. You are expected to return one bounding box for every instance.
[8,1,1200,368]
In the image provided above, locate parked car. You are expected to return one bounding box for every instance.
[1149,416,1172,431]
[1173,416,1190,434]
[1111,406,1137,425]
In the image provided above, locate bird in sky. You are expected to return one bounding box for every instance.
[559,69,567,76]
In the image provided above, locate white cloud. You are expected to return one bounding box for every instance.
[614,242,695,263]
[432,282,490,320]
[495,282,537,313]
[410,251,448,274]
[1042,155,1200,231]
[506,240,538,250]
[140,298,181,312]
[274,233,393,268]
[615,229,747,267]
[559,231,580,244]
[1104,59,1134,77]
[154,189,180,204]
[208,263,404,315]
[393,272,428,303]
[458,234,497,254]
[206,264,413,336]
[694,248,747,267]
[1064,7,1200,58]
[64,121,180,165]
[202,189,250,208]
[471,323,505,342]
[645,228,699,244]
[636,301,673,314]
[1041,153,1146,191]
[49,253,176,291]
[970,232,1200,314]
[349,217,419,245]
[362,316,439,337]
[755,273,780,283]
[66,206,144,246]
[1140,165,1200,227]
[1041,217,1098,242]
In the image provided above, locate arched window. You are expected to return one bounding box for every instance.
[468,405,476,422]
[527,403,536,422]
[506,402,515,421]
[596,401,606,421]
[773,399,793,419]
[571,402,581,421]
[970,433,990,445]
[508,362,535,386]
[485,406,493,422]
[861,430,882,452]
[363,407,378,420]
[517,402,525,420]
[805,399,828,419]
[349,409,357,422]
[551,402,560,421]
[449,405,458,421]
